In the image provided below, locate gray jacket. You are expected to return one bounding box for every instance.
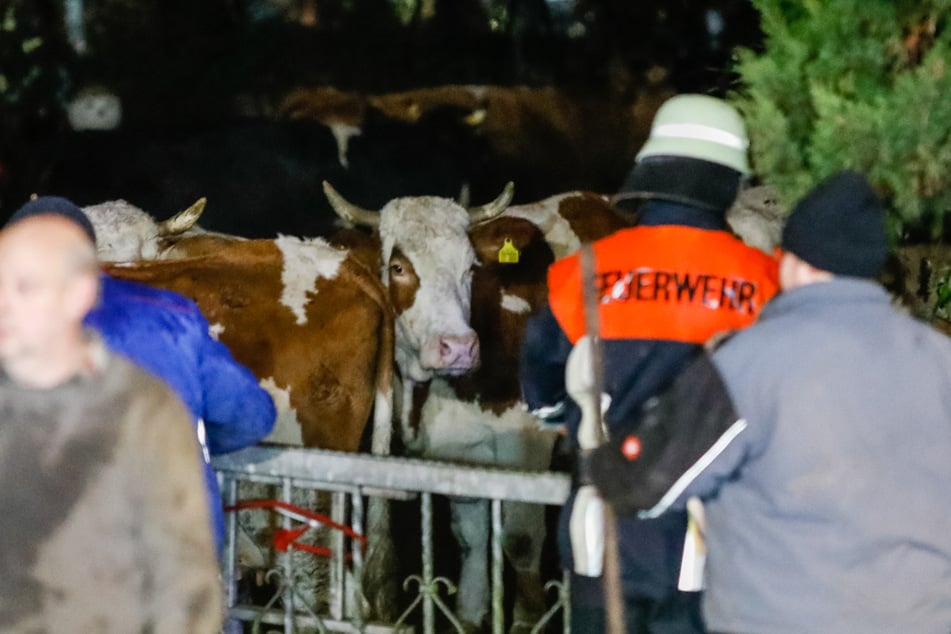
[0,340,222,633]
[591,278,951,634]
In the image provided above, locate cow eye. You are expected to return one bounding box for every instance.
[390,262,404,275]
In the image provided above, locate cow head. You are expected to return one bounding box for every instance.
[84,198,207,261]
[325,181,514,383]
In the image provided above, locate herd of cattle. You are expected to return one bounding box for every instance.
[81,177,781,630]
[41,81,950,631]
[30,71,784,633]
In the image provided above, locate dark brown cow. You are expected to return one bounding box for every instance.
[280,86,368,168]
[283,81,675,204]
[367,83,673,199]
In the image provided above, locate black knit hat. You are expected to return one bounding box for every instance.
[781,170,887,278]
[6,196,97,245]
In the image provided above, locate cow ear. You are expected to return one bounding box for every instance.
[468,182,514,225]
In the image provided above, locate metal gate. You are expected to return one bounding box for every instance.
[213,446,571,634]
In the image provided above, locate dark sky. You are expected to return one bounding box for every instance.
[0,0,764,214]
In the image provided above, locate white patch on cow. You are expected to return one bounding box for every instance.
[275,235,346,325]
[500,291,531,314]
[414,378,556,468]
[208,322,225,340]
[259,377,303,446]
[328,122,362,168]
[505,193,584,259]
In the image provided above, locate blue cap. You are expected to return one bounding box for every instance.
[7,196,97,245]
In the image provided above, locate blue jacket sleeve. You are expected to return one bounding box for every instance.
[519,303,574,419]
[195,322,276,455]
[89,275,275,459]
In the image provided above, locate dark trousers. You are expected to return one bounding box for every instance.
[570,573,705,634]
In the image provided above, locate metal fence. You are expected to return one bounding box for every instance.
[213,446,572,634]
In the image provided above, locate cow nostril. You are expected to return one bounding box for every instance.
[434,335,480,368]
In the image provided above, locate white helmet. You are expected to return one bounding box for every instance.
[636,94,750,175]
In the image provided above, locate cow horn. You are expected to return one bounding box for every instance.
[158,197,206,236]
[468,181,514,225]
[323,181,380,228]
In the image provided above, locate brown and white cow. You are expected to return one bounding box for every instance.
[103,236,393,452]
[323,182,629,632]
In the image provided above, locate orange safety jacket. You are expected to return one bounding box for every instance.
[548,225,780,346]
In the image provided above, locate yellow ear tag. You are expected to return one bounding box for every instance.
[498,238,520,264]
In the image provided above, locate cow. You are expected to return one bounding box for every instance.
[279,86,368,168]
[101,236,394,450]
[322,182,633,632]
[285,79,675,206]
[83,197,211,261]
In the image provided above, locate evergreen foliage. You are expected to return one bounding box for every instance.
[732,0,951,242]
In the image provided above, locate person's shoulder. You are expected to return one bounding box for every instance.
[707,318,777,365]
[109,353,192,420]
[108,350,175,392]
[101,275,204,319]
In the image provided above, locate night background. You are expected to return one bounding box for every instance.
[0,0,764,235]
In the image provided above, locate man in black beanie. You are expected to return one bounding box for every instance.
[584,169,951,634]
[780,169,888,280]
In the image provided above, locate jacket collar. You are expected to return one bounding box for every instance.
[637,199,727,231]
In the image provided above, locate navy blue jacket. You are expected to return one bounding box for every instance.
[85,275,276,552]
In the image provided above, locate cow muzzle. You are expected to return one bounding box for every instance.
[421,333,481,375]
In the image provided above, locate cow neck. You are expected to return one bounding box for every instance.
[395,369,432,445]
[409,380,431,436]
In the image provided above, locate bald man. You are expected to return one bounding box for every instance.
[0,216,222,633]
